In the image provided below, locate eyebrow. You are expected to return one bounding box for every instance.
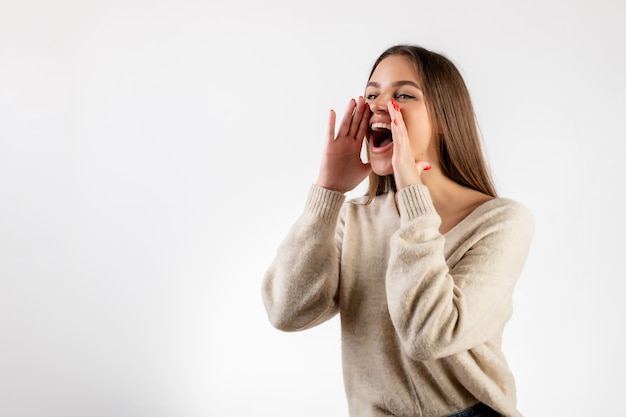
[366,80,422,90]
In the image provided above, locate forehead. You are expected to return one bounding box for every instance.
[369,55,420,84]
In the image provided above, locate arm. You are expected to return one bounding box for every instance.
[261,185,345,332]
[386,185,534,361]
[262,97,371,331]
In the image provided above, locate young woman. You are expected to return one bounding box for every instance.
[261,44,533,417]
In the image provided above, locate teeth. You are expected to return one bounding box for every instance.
[371,122,391,131]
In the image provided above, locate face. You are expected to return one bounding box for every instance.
[365,55,438,176]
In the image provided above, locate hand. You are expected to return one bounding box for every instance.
[388,99,431,190]
[315,97,372,193]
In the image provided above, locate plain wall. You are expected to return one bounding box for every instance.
[1,0,625,415]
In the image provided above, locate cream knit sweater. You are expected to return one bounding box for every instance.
[262,184,533,417]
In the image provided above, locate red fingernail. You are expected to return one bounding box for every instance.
[393,118,398,126]
[391,98,401,112]
[424,164,432,171]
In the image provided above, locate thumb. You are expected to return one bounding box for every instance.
[415,160,432,174]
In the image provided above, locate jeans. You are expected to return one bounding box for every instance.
[445,402,501,417]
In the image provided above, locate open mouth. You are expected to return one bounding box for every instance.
[370,122,393,148]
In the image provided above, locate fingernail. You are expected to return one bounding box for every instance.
[393,118,398,126]
[424,164,432,171]
[391,98,401,112]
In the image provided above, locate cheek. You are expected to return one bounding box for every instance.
[406,119,432,141]
[405,111,431,131]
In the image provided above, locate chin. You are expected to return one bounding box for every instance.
[369,159,394,177]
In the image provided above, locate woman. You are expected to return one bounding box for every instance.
[261,44,533,417]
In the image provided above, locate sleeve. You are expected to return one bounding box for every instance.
[261,184,345,332]
[386,184,534,361]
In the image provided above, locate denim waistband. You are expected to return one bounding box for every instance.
[444,402,501,417]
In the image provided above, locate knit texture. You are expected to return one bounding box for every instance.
[262,184,534,417]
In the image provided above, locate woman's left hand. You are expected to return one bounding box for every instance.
[388,99,431,190]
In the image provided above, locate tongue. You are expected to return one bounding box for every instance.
[377,137,393,147]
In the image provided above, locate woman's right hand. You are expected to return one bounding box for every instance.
[315,97,372,194]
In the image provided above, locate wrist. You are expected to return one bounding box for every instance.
[393,170,423,191]
[315,176,345,194]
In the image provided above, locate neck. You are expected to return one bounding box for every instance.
[420,170,461,213]
[420,167,492,219]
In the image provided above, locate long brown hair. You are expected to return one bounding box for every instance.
[365,44,497,201]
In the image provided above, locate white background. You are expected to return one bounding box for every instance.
[1,0,625,416]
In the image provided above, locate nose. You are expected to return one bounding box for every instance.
[368,95,390,114]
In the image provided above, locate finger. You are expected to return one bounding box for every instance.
[415,160,432,176]
[347,96,367,139]
[388,99,408,148]
[387,98,405,129]
[354,102,371,143]
[327,109,337,143]
[337,98,356,138]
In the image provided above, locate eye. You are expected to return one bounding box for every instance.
[365,93,378,100]
[396,93,415,100]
